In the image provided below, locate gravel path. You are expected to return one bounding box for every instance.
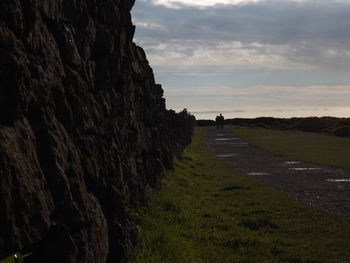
[204,127,350,222]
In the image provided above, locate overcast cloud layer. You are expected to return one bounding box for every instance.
[132,0,350,119]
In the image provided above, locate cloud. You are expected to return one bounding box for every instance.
[133,0,350,71]
[151,0,262,8]
[150,0,350,9]
[166,85,350,98]
[132,0,350,118]
[134,21,166,31]
[137,40,307,70]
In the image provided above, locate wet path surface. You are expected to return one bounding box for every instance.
[204,127,350,222]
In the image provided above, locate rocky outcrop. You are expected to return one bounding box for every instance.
[0,1,194,262]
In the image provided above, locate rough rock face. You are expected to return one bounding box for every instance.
[0,1,194,262]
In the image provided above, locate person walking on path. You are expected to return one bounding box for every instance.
[215,115,220,129]
[217,113,224,129]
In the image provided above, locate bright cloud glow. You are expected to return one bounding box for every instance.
[165,85,350,119]
[141,40,313,71]
[191,107,350,119]
[133,21,166,31]
[165,85,350,97]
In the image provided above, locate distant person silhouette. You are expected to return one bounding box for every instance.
[216,113,225,130]
[215,115,220,129]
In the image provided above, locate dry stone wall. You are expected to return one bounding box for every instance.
[0,1,194,262]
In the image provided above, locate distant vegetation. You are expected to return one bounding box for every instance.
[168,108,197,153]
[197,117,350,137]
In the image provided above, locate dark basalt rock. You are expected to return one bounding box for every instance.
[0,1,195,262]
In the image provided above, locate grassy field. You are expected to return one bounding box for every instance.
[128,127,350,263]
[232,126,350,169]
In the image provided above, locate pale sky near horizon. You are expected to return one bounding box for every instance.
[131,0,350,120]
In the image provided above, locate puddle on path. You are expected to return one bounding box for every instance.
[327,179,350,182]
[215,142,248,146]
[216,133,234,136]
[284,161,301,165]
[247,172,270,176]
[215,138,239,141]
[216,153,238,158]
[289,168,322,171]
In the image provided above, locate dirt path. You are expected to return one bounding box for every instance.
[204,127,350,222]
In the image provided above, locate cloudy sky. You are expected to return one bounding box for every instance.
[131,0,350,119]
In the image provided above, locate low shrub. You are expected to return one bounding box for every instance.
[196,120,215,126]
[291,117,328,133]
[332,126,350,137]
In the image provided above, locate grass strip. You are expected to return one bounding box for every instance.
[128,127,350,263]
[232,126,350,169]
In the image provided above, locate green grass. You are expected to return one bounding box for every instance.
[128,127,350,263]
[232,126,350,169]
